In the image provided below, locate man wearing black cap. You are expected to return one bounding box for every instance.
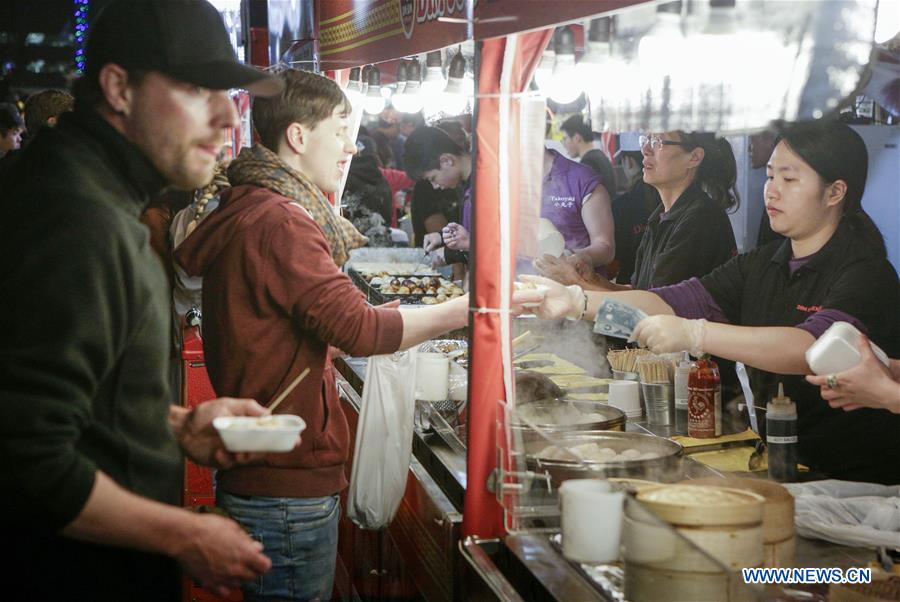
[0,1,284,600]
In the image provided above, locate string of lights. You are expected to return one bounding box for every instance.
[74,0,89,75]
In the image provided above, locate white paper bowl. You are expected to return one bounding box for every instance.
[213,415,306,453]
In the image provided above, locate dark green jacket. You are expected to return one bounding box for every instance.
[0,109,181,600]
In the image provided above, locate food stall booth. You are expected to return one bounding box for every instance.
[185,0,898,599]
[319,0,898,600]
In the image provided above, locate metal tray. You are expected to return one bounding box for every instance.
[348,268,456,305]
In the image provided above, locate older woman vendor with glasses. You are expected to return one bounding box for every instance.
[538,131,739,291]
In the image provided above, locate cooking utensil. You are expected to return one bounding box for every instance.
[510,400,626,433]
[736,362,767,471]
[525,430,684,487]
[268,367,311,413]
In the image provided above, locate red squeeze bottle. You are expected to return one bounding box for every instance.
[688,357,722,438]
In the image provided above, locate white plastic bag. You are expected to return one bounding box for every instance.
[346,349,418,530]
[783,480,900,549]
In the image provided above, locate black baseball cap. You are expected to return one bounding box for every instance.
[86,0,282,97]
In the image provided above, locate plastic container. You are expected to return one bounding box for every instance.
[213,415,306,452]
[674,353,691,435]
[608,379,642,418]
[559,479,625,563]
[805,321,889,375]
[767,383,798,483]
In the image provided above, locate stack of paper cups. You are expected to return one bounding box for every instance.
[560,479,625,564]
[609,380,642,419]
[416,353,450,401]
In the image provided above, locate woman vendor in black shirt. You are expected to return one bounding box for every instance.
[527,120,900,484]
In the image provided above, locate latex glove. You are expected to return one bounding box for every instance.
[632,315,707,355]
[805,335,900,414]
[518,274,585,320]
[442,222,471,251]
[429,246,447,268]
[423,232,444,252]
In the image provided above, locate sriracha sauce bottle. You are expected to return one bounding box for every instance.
[688,356,722,438]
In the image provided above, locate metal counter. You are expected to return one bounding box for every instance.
[335,355,878,602]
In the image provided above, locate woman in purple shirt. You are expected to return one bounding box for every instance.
[526,120,900,484]
[441,149,615,275]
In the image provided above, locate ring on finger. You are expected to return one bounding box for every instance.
[826,374,838,389]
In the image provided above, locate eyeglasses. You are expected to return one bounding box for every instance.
[639,134,691,152]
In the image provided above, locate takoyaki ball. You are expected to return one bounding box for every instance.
[390,278,402,288]
[411,287,425,295]
[421,296,438,305]
[397,286,411,294]
[436,294,448,303]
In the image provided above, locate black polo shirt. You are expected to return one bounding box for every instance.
[700,222,900,484]
[631,183,737,289]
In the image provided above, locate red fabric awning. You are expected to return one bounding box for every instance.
[464,28,552,538]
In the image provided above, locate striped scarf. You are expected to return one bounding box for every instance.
[228,145,367,266]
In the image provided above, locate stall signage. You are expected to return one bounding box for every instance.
[318,0,468,70]
[403,0,470,39]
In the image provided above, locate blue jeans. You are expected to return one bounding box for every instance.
[218,491,340,601]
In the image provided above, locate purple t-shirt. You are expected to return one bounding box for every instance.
[541,149,603,252]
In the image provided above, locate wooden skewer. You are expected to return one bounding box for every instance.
[512,330,532,348]
[268,367,311,413]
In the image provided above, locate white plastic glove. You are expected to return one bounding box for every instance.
[632,315,707,355]
[518,274,585,320]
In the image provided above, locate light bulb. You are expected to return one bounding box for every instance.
[393,60,423,113]
[875,0,899,44]
[548,54,581,104]
[421,65,446,96]
[637,9,686,83]
[363,87,386,115]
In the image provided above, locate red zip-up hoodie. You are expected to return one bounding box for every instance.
[175,184,403,498]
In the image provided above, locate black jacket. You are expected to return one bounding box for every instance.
[345,154,392,224]
[0,109,181,600]
[632,183,736,289]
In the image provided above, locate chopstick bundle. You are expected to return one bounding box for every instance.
[637,355,672,384]
[607,348,651,373]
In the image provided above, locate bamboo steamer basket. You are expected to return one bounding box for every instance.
[680,477,796,567]
[634,485,765,571]
[625,561,758,602]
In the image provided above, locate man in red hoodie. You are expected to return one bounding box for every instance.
[176,69,544,601]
